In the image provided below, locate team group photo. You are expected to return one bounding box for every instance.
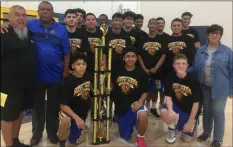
[0,1,232,147]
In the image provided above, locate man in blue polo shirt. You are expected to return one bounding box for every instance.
[0,1,70,144]
[28,1,71,145]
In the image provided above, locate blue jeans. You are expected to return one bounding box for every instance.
[201,85,227,141]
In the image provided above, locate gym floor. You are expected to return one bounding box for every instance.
[1,99,232,147]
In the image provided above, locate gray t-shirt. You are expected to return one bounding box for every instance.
[204,47,216,86]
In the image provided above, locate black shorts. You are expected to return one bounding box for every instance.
[1,88,34,121]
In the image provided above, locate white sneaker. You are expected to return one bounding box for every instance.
[166,127,176,144]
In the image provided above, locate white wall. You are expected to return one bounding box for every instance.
[139,1,232,48]
[1,1,139,20]
[2,1,232,47]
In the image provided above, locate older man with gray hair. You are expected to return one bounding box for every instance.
[1,5,37,147]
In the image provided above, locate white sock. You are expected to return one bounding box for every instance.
[137,134,144,138]
[168,123,175,129]
[151,102,157,109]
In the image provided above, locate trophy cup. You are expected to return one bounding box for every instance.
[92,23,112,145]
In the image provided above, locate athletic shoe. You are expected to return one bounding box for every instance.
[84,124,89,133]
[210,140,223,147]
[136,136,147,147]
[13,138,32,147]
[197,133,210,142]
[150,108,160,120]
[166,127,176,144]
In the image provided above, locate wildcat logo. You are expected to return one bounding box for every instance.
[70,39,82,53]
[73,81,91,100]
[130,36,136,45]
[116,76,138,94]
[109,39,126,54]
[88,38,101,52]
[186,34,194,38]
[172,83,192,100]
[143,42,161,56]
[168,41,187,54]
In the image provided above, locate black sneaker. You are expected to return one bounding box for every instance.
[30,134,42,146]
[197,133,211,142]
[59,139,66,147]
[150,108,160,120]
[13,138,31,147]
[48,134,59,144]
[210,140,223,147]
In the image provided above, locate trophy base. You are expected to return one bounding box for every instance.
[92,138,110,145]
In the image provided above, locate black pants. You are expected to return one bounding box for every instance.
[32,82,61,138]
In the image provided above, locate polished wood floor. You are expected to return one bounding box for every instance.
[1,99,232,147]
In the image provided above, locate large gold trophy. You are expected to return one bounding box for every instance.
[92,23,112,145]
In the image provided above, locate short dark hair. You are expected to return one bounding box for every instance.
[64,9,77,17]
[123,11,136,20]
[181,12,193,18]
[71,53,87,64]
[206,24,224,37]
[86,13,96,19]
[171,18,183,25]
[99,14,108,20]
[74,8,86,19]
[135,14,144,21]
[148,18,157,24]
[156,17,165,23]
[173,53,188,63]
[123,45,138,56]
[38,1,53,11]
[112,12,123,20]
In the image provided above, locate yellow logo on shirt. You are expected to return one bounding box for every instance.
[186,34,194,38]
[109,39,126,54]
[168,41,187,54]
[143,42,161,56]
[88,38,101,52]
[73,81,91,100]
[70,39,82,53]
[116,76,138,94]
[172,83,192,100]
[130,36,136,45]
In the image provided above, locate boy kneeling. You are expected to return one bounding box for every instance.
[161,53,202,144]
[111,46,149,147]
[58,54,92,147]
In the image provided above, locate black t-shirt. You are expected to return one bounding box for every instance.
[157,32,171,44]
[68,28,91,54]
[164,72,202,115]
[86,28,103,72]
[111,66,149,116]
[182,27,199,43]
[105,29,132,70]
[125,28,140,49]
[139,34,168,68]
[60,73,92,120]
[1,26,37,92]
[67,28,91,70]
[164,35,196,73]
[139,34,168,79]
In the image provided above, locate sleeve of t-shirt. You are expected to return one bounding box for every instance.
[186,37,196,66]
[193,29,200,43]
[191,78,203,103]
[81,33,91,53]
[164,73,173,97]
[62,29,71,55]
[140,71,149,93]
[60,78,73,105]
[160,40,168,55]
